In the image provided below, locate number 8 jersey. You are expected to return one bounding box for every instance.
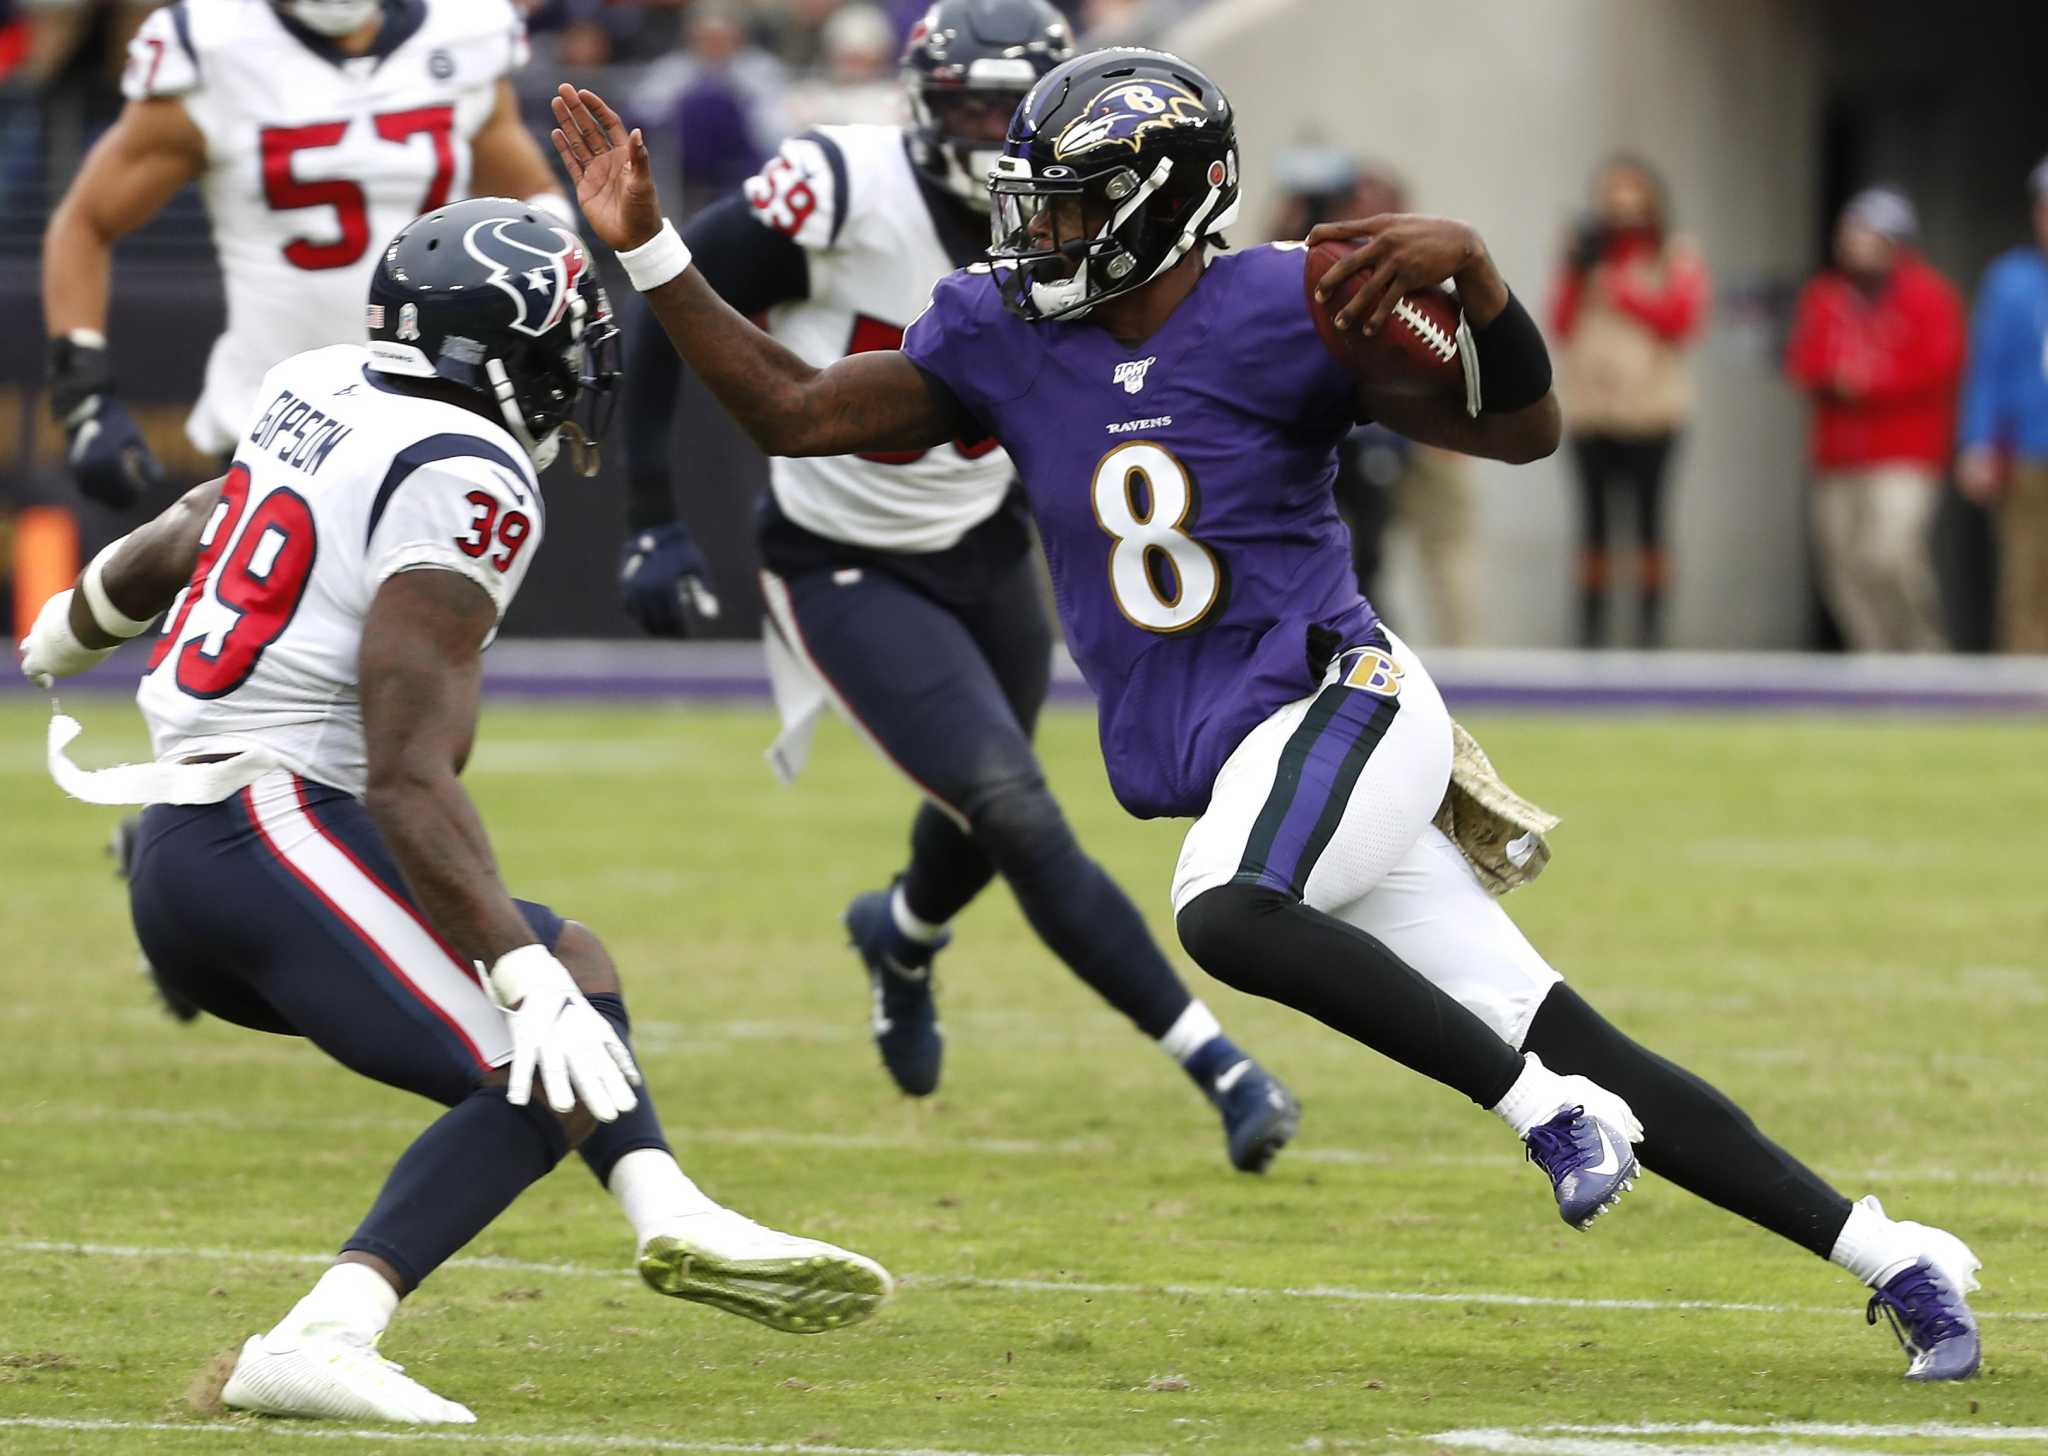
[123,0,529,455]
[901,243,1377,822]
[137,344,543,799]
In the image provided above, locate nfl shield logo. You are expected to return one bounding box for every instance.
[1111,356,1157,395]
[397,303,422,342]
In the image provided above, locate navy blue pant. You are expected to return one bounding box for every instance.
[130,772,556,1106]
[764,549,1193,1039]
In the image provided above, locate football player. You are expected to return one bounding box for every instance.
[616,0,1299,1173]
[42,0,570,511]
[552,54,1983,1381]
[19,199,889,1426]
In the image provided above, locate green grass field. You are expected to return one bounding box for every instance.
[1,695,2043,1456]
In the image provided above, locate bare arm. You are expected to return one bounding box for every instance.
[43,98,206,339]
[359,570,538,965]
[548,84,960,458]
[470,79,563,202]
[68,478,222,649]
[1360,381,1562,466]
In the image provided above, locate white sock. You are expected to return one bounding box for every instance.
[270,1261,398,1345]
[1157,1000,1224,1064]
[1830,1194,1920,1288]
[610,1148,721,1246]
[889,884,946,946]
[1490,1052,1572,1138]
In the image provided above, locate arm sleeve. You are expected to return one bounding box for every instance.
[1781,282,1832,388]
[121,3,201,101]
[367,457,543,622]
[1957,266,2019,451]
[901,268,1004,439]
[1608,250,1710,343]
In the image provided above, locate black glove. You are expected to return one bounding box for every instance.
[48,335,165,511]
[619,522,723,638]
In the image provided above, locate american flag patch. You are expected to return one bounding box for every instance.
[366,305,385,329]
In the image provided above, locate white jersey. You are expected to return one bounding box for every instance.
[741,124,1014,554]
[137,345,543,798]
[123,0,529,455]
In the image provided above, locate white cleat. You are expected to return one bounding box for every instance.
[638,1208,893,1334]
[221,1331,476,1424]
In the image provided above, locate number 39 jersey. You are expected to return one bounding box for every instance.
[902,244,1377,821]
[123,0,528,455]
[137,345,543,799]
[740,124,1012,554]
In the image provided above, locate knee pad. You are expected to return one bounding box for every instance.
[965,775,1071,863]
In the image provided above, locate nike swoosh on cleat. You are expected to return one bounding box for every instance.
[1585,1124,1621,1177]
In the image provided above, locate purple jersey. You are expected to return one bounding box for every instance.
[903,242,1379,819]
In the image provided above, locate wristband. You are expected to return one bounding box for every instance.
[527,191,577,231]
[488,942,567,1008]
[82,541,158,639]
[617,219,692,293]
[1472,290,1552,415]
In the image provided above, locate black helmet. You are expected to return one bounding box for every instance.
[366,197,622,475]
[988,48,1239,322]
[902,0,1074,212]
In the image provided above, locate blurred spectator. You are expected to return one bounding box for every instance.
[1273,150,1479,644]
[631,1,790,210]
[1785,187,1965,652]
[1956,157,2048,653]
[1551,155,1709,648]
[783,3,903,134]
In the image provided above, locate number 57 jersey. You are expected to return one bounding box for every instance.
[123,0,528,454]
[137,345,543,800]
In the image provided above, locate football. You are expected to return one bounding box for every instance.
[1304,238,1467,396]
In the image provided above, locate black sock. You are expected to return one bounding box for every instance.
[578,991,672,1187]
[901,801,997,926]
[342,1086,568,1291]
[1177,883,1522,1106]
[1523,985,1851,1258]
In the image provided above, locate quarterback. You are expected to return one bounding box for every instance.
[42,0,568,508]
[552,51,1982,1380]
[618,0,1297,1172]
[19,200,889,1425]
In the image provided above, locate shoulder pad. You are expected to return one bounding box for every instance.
[122,3,202,102]
[741,132,849,251]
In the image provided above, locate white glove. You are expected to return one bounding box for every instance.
[487,944,642,1121]
[19,589,114,689]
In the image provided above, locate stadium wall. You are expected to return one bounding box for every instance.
[1167,0,1827,650]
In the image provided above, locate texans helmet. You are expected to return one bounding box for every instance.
[272,0,380,37]
[902,0,1074,212]
[366,198,622,475]
[988,49,1240,322]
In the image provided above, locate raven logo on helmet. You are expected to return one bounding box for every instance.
[464,220,587,339]
[1052,80,1209,161]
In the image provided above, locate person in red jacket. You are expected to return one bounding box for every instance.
[1551,156,1711,647]
[1784,187,1965,651]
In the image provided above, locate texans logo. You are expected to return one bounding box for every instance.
[463,219,587,339]
[1053,80,1209,161]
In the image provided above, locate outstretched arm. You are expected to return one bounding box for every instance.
[549,85,961,458]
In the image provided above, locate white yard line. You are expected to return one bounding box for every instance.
[7,1238,2044,1323]
[0,1417,1139,1456]
[1428,1423,2048,1455]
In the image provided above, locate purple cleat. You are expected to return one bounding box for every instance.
[1524,1105,1638,1229]
[1869,1258,1981,1381]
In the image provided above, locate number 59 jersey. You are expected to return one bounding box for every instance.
[123,0,529,455]
[137,346,543,800]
